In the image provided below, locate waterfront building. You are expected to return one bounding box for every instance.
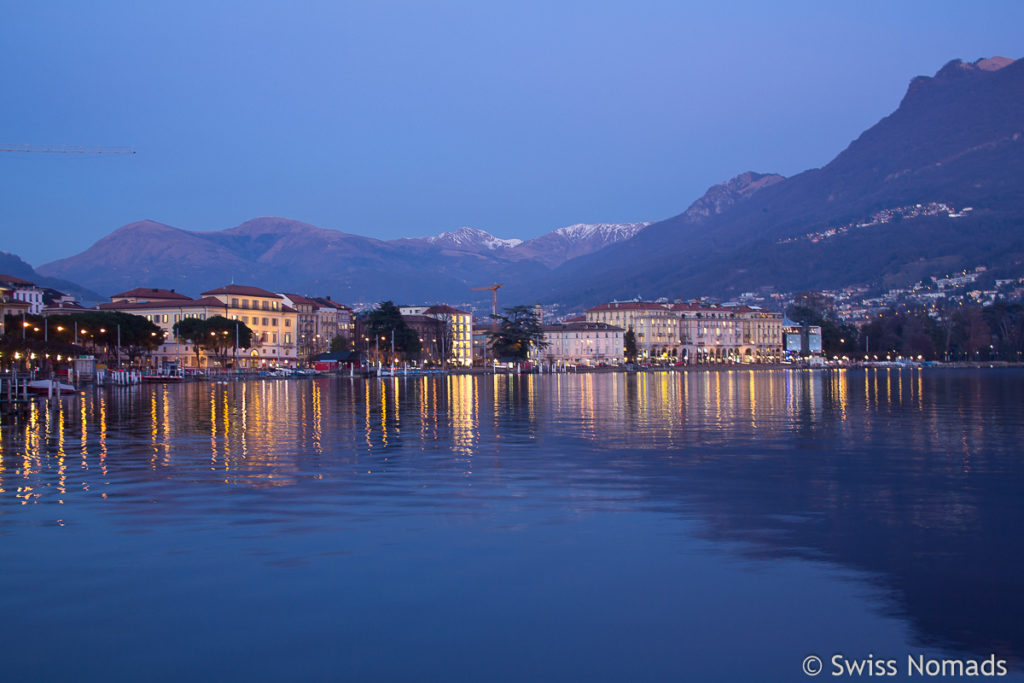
[0,284,31,337]
[586,299,783,364]
[311,297,354,349]
[0,274,46,314]
[585,301,680,361]
[540,321,624,367]
[100,283,299,368]
[783,320,823,358]
[400,304,474,367]
[99,294,227,367]
[674,303,782,363]
[401,314,446,363]
[111,287,192,305]
[280,293,322,361]
[201,285,299,366]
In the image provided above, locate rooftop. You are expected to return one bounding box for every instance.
[201,284,283,299]
[111,287,192,301]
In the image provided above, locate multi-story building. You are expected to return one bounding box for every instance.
[540,321,624,367]
[675,303,782,363]
[280,293,322,361]
[311,297,355,349]
[0,283,31,337]
[0,274,46,314]
[100,284,299,368]
[585,301,680,361]
[401,314,447,363]
[201,285,298,366]
[586,299,783,364]
[400,304,474,366]
[111,287,192,305]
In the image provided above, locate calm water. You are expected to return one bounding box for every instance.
[1,369,1022,682]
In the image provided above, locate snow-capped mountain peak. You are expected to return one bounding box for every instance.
[424,226,522,250]
[550,222,651,242]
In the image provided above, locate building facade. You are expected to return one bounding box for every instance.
[675,303,782,363]
[585,301,681,361]
[0,274,46,315]
[586,300,783,364]
[540,321,625,367]
[100,284,299,368]
[400,304,474,367]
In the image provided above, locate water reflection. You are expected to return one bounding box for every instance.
[1,369,1022,667]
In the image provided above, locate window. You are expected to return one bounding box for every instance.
[262,301,269,310]
[284,333,291,344]
[272,333,278,344]
[272,318,278,326]
[231,298,239,307]
[285,319,291,327]
[262,318,269,326]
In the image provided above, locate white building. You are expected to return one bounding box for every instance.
[0,274,46,314]
[540,321,625,367]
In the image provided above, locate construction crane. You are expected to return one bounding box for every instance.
[0,144,135,154]
[471,283,504,317]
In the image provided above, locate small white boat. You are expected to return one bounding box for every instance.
[26,380,76,396]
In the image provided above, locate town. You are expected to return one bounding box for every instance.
[2,264,1023,379]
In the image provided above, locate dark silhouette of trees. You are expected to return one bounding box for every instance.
[173,315,253,367]
[363,301,420,364]
[489,305,547,361]
[624,327,638,363]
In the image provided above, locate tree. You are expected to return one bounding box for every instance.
[173,318,209,368]
[329,334,350,353]
[363,301,420,364]
[42,311,163,366]
[624,327,638,363]
[488,305,547,361]
[173,316,253,368]
[204,316,254,367]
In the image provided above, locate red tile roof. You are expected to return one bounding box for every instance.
[543,321,625,332]
[424,304,471,316]
[282,293,320,308]
[111,287,192,301]
[201,284,283,299]
[587,301,669,312]
[99,296,229,311]
[0,273,36,286]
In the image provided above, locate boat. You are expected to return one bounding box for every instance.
[26,380,77,396]
[142,373,185,383]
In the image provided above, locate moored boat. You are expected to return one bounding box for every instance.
[26,380,76,396]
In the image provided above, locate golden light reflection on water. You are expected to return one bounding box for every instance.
[0,370,1019,507]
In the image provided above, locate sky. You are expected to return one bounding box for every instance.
[1,0,1022,266]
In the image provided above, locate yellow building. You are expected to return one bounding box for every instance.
[100,284,298,368]
[585,301,680,361]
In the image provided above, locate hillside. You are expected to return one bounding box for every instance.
[517,57,1024,306]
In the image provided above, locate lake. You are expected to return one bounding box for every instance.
[1,369,1022,681]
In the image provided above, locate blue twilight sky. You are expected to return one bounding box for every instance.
[1,1,1022,266]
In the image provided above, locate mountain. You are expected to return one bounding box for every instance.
[0,250,102,303]
[517,56,1024,306]
[37,217,647,304]
[399,227,523,253]
[511,223,651,267]
[37,56,1024,309]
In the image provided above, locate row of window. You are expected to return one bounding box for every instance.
[230,314,292,328]
[230,298,280,311]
